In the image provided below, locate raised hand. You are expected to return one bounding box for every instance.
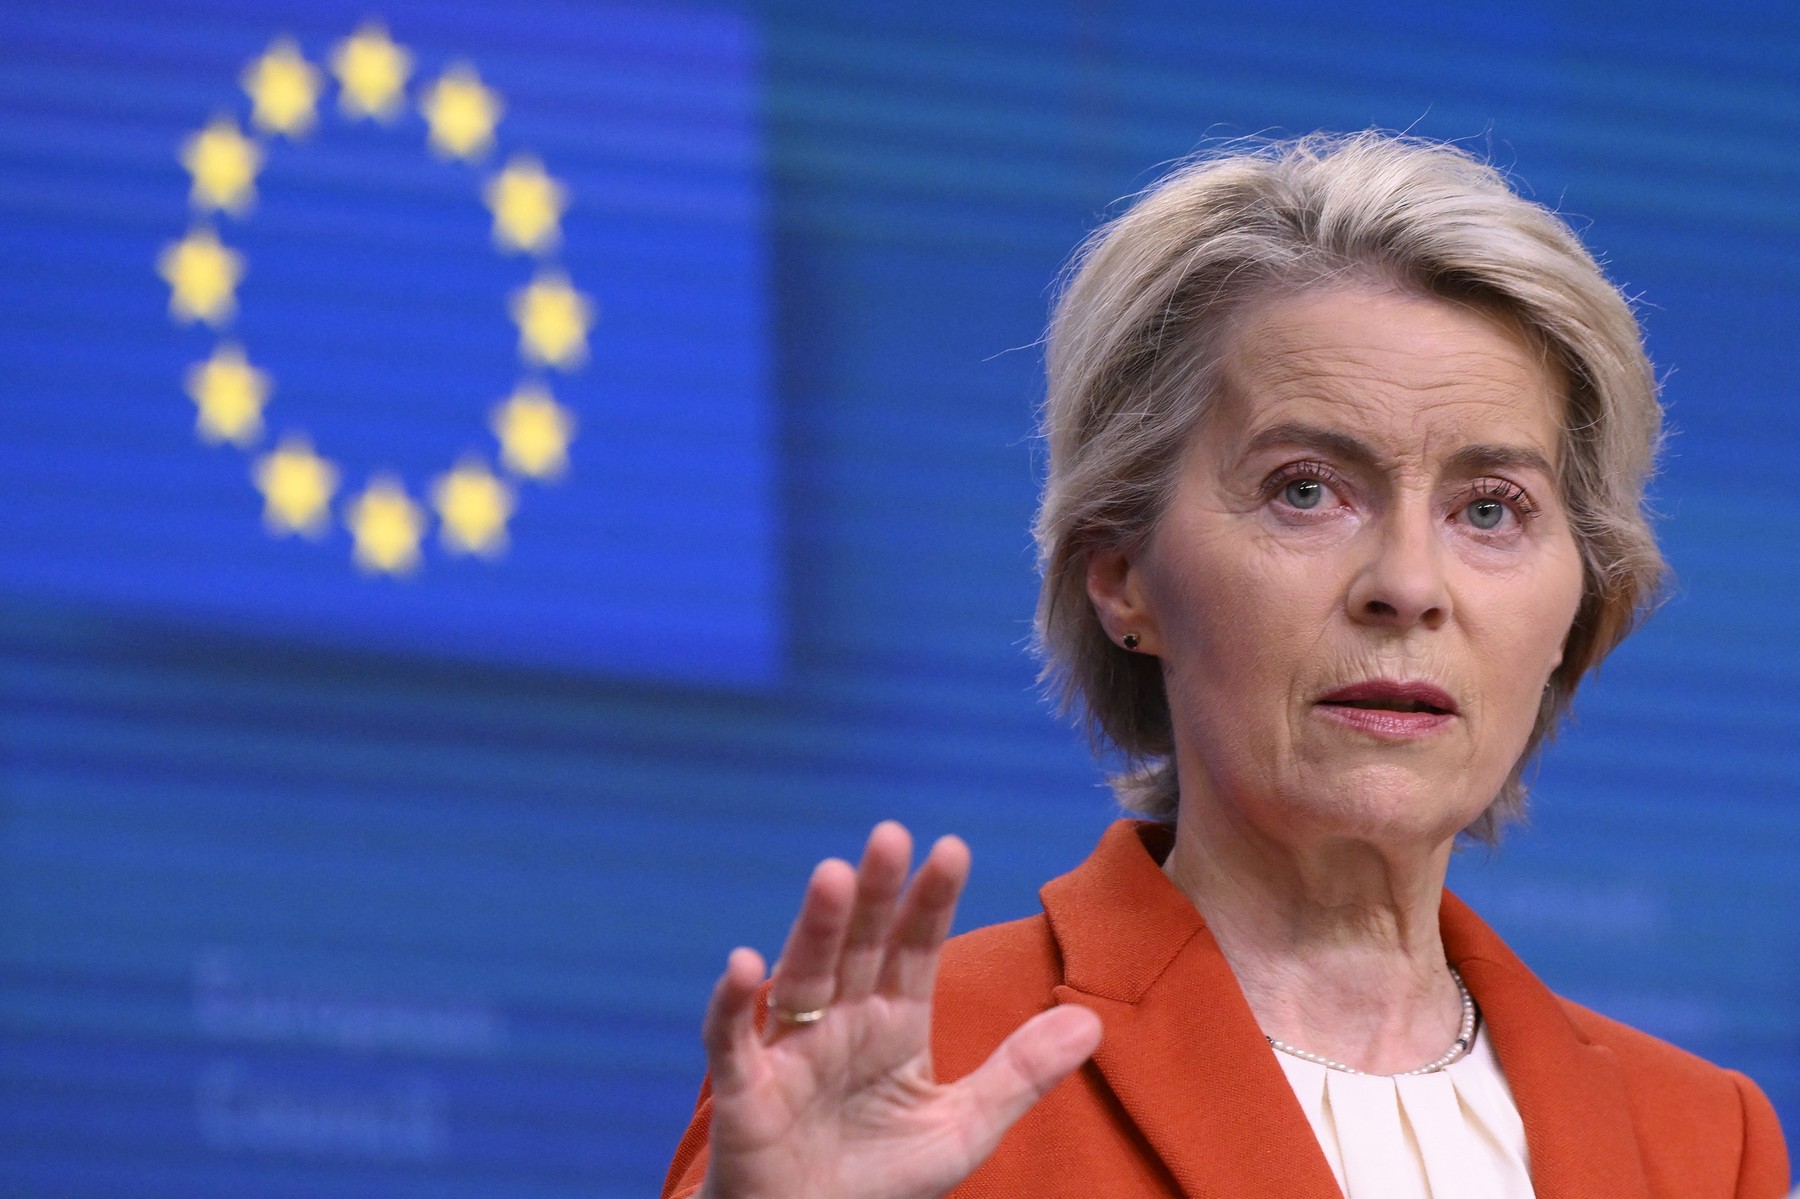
[694,822,1103,1199]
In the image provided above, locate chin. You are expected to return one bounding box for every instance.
[1291,766,1491,848]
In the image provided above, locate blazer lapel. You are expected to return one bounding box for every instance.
[1441,892,1652,1199]
[1039,823,1658,1199]
[1041,822,1344,1199]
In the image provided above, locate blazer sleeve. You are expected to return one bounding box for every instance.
[1733,1070,1792,1199]
[660,1078,713,1199]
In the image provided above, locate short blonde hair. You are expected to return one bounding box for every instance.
[1033,132,1666,842]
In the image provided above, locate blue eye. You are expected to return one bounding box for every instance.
[1283,479,1324,510]
[1466,498,1506,530]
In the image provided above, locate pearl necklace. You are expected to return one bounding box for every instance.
[1265,967,1478,1077]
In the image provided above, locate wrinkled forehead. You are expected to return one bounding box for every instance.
[1201,285,1568,472]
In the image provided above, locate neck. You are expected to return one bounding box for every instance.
[1162,791,1467,1075]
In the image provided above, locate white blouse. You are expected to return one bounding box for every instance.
[1272,1023,1535,1199]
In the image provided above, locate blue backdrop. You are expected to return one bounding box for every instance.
[0,0,778,684]
[1,2,1795,1196]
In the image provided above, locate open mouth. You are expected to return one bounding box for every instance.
[1324,697,1451,716]
[1316,681,1458,718]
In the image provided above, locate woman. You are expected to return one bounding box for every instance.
[662,133,1792,1199]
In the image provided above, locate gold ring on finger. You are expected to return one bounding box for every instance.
[772,1004,828,1027]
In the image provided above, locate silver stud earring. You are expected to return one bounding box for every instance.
[1122,632,1141,651]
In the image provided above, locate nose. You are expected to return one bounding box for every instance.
[1347,503,1451,631]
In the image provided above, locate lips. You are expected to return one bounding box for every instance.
[1316,680,1458,715]
[1314,680,1458,738]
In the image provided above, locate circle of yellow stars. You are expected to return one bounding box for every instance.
[158,21,592,576]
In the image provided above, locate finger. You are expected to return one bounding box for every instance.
[875,834,970,1000]
[952,1005,1102,1152]
[766,857,856,1029]
[701,946,768,1093]
[835,821,913,999]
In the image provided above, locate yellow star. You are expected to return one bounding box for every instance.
[330,21,412,121]
[484,154,568,254]
[420,63,502,161]
[180,117,263,215]
[431,457,515,557]
[346,475,427,575]
[252,433,338,537]
[509,271,594,369]
[156,227,245,326]
[185,342,270,447]
[491,383,576,479]
[241,36,322,138]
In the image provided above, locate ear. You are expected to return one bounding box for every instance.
[1085,545,1161,655]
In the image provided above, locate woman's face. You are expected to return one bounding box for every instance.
[1088,286,1585,849]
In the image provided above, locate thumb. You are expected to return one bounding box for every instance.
[951,1004,1103,1148]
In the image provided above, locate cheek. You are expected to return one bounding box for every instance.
[1475,543,1583,726]
[1529,540,1586,673]
[1149,526,1325,707]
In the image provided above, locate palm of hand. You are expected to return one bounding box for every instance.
[695,824,1103,1199]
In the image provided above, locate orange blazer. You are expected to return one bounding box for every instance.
[664,821,1791,1198]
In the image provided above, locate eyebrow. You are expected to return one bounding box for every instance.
[1240,421,1555,478]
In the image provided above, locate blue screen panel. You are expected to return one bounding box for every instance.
[0,0,779,686]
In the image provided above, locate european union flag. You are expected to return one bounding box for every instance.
[0,2,779,685]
